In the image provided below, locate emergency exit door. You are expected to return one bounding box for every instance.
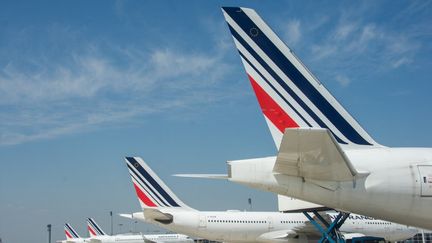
[418,165,432,197]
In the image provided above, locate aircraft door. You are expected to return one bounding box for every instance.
[199,215,207,229]
[418,165,432,197]
[267,216,274,230]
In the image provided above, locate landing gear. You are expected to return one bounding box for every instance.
[303,211,350,243]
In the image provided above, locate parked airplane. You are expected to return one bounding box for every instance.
[183,6,432,230]
[57,224,85,243]
[121,157,417,242]
[58,220,193,243]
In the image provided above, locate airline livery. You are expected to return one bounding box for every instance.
[203,6,432,230]
[58,224,85,243]
[87,218,107,238]
[122,157,417,242]
[57,220,193,243]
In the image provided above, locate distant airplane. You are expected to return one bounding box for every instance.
[121,157,417,242]
[184,6,432,231]
[87,218,107,238]
[57,220,193,243]
[57,224,85,243]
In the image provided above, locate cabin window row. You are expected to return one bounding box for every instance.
[365,222,392,225]
[280,221,305,224]
[208,220,267,224]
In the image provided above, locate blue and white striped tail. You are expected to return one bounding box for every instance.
[87,218,106,237]
[64,223,80,239]
[125,157,191,210]
[222,7,380,148]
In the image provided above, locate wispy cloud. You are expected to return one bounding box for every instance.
[335,74,351,87]
[0,32,236,145]
[280,2,429,87]
[284,19,302,45]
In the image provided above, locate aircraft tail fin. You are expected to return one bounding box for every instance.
[87,218,107,237]
[125,157,193,211]
[64,223,80,239]
[221,7,380,148]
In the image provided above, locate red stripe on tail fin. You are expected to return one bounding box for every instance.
[65,230,73,239]
[133,183,157,207]
[88,225,97,237]
[248,74,299,132]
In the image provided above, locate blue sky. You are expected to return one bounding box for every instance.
[1,1,432,242]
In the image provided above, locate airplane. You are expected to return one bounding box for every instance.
[58,220,193,243]
[179,6,432,231]
[57,223,85,243]
[121,156,418,242]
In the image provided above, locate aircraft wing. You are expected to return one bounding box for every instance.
[142,238,156,243]
[258,217,325,242]
[278,195,330,212]
[87,239,102,243]
[274,128,360,181]
[257,229,301,241]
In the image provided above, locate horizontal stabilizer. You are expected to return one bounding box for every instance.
[278,195,330,212]
[173,174,228,179]
[118,213,133,219]
[144,208,173,222]
[88,239,102,243]
[274,128,361,181]
[120,210,173,224]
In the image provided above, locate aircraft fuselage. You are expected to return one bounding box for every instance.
[227,147,432,230]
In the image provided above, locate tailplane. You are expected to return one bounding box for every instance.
[125,157,193,211]
[86,218,107,237]
[221,7,380,148]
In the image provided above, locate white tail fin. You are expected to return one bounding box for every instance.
[221,7,380,148]
[125,157,193,210]
[86,218,107,237]
[64,223,80,239]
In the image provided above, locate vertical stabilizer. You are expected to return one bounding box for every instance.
[64,223,80,239]
[87,218,107,237]
[125,157,194,211]
[221,7,380,148]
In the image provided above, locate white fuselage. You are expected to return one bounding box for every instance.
[227,147,432,230]
[131,210,417,243]
[59,234,193,243]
